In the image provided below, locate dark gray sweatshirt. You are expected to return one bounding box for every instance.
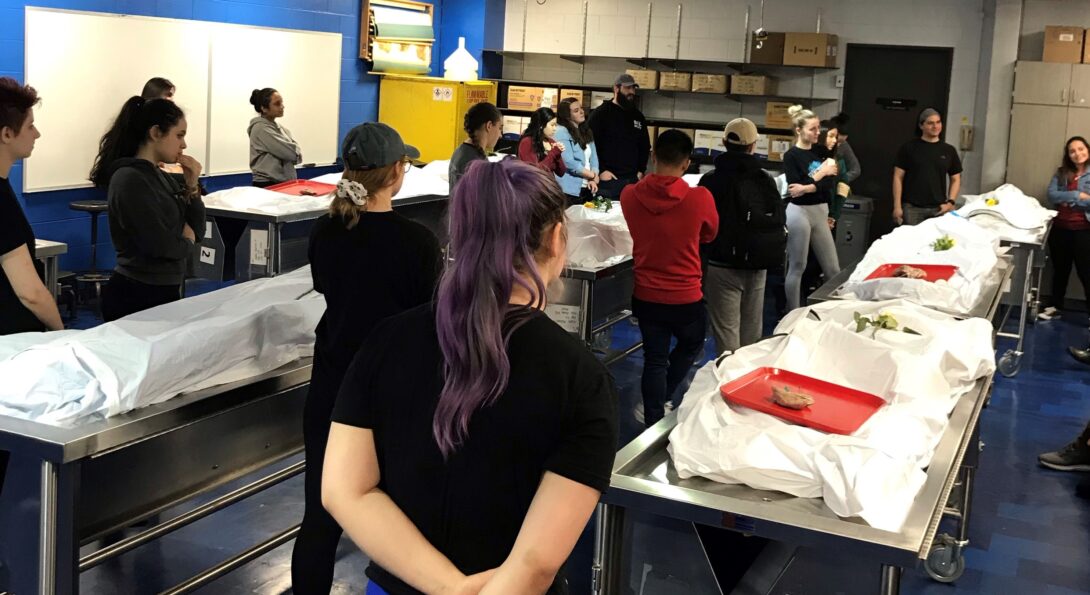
[106,159,206,285]
[248,117,302,184]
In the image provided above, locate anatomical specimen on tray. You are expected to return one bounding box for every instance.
[771,385,815,410]
[892,264,927,279]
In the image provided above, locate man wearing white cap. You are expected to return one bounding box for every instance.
[892,107,962,225]
[698,118,787,354]
[588,73,651,198]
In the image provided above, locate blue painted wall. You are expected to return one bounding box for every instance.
[1,0,493,274]
[0,0,380,273]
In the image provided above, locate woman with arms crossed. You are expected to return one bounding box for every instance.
[323,159,619,594]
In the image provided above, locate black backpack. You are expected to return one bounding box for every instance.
[701,165,787,270]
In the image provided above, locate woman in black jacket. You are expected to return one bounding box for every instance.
[89,97,205,321]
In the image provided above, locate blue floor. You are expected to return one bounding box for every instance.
[73,280,1090,594]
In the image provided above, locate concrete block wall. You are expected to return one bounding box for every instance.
[502,0,989,193]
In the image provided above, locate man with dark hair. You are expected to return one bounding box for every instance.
[621,129,718,426]
[893,108,962,226]
[699,118,787,355]
[588,73,651,198]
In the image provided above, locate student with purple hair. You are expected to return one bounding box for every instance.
[322,159,619,595]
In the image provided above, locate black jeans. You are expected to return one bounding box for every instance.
[101,274,181,322]
[597,175,638,199]
[636,301,707,427]
[291,357,345,594]
[565,187,596,207]
[1047,227,1090,310]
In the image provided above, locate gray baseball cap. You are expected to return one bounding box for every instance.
[341,122,420,171]
[614,73,639,88]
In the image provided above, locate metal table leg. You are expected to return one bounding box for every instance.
[592,503,625,595]
[267,222,280,277]
[38,461,57,595]
[880,565,902,595]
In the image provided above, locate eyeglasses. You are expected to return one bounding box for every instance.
[401,158,413,173]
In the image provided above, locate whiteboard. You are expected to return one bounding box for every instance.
[22,8,341,192]
[208,26,341,175]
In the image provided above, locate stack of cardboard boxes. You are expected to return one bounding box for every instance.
[1043,26,1090,63]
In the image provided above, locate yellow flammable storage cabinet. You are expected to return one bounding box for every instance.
[378,75,497,163]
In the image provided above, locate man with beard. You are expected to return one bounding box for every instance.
[588,73,651,199]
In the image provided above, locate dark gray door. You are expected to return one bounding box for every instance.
[842,44,953,241]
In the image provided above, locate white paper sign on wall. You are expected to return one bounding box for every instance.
[199,246,216,265]
[250,229,269,266]
[544,304,582,335]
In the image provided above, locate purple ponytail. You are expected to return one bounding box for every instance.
[433,159,567,457]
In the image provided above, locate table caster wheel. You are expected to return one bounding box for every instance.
[998,350,1021,377]
[925,536,966,583]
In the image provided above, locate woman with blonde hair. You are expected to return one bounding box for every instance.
[782,104,840,311]
[293,122,442,594]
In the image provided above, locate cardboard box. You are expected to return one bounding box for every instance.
[541,88,560,109]
[502,116,526,136]
[507,86,548,111]
[590,91,613,108]
[691,73,728,94]
[784,33,838,67]
[694,129,724,157]
[1044,26,1085,63]
[659,71,693,91]
[766,134,794,162]
[625,68,659,90]
[750,31,786,65]
[647,125,657,149]
[559,88,590,106]
[765,101,794,129]
[731,75,776,96]
[1084,29,1090,63]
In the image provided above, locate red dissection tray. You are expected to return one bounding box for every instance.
[720,367,885,435]
[864,263,958,282]
[265,180,336,196]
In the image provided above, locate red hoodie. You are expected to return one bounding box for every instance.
[621,174,719,304]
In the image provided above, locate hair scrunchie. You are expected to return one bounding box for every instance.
[336,179,368,206]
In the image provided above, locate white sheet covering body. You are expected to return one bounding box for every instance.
[0,268,323,426]
[667,299,995,531]
[837,214,1002,314]
[957,184,1056,244]
[565,203,633,268]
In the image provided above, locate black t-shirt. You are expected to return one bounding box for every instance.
[895,138,963,207]
[782,146,836,206]
[0,177,45,335]
[308,212,441,406]
[332,304,619,595]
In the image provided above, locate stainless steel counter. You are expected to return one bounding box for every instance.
[549,257,642,366]
[593,372,992,595]
[35,238,67,300]
[0,359,312,594]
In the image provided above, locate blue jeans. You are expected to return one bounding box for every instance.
[637,306,707,427]
[597,175,638,199]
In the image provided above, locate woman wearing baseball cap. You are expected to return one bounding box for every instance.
[292,122,442,594]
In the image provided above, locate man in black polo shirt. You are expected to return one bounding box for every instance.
[588,73,651,199]
[892,108,962,226]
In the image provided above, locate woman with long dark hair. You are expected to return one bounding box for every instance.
[89,97,205,321]
[322,159,618,595]
[292,122,441,594]
[555,97,600,205]
[517,106,567,178]
[248,87,302,187]
[449,102,502,188]
[1041,136,1090,319]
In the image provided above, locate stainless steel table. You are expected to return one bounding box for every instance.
[203,193,449,279]
[35,239,67,300]
[0,359,312,595]
[807,255,1014,322]
[547,258,642,366]
[592,373,993,595]
[990,224,1052,377]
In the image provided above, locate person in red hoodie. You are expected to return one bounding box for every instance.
[622,129,718,427]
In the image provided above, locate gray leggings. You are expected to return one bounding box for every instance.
[785,202,841,310]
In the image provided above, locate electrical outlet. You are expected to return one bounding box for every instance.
[835,75,845,88]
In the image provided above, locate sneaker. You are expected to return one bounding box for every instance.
[664,401,675,414]
[633,402,645,425]
[1038,306,1060,321]
[1038,439,1090,472]
[1069,346,1090,367]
